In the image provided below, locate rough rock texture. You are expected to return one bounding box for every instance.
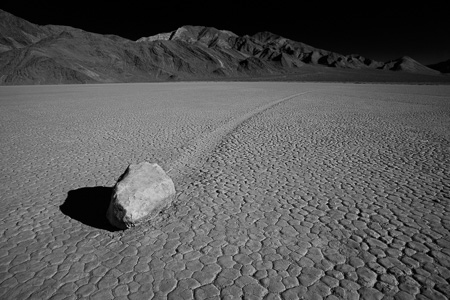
[106,162,175,229]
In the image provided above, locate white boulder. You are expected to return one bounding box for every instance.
[106,162,175,229]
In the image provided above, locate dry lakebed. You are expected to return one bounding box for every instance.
[0,82,449,299]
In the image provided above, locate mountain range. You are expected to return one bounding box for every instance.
[0,9,448,85]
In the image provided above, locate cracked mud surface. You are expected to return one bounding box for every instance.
[1,82,449,299]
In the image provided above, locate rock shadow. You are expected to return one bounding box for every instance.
[60,186,121,232]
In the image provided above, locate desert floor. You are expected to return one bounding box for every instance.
[0,82,449,299]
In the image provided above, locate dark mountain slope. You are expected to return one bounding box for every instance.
[428,59,450,74]
[0,9,50,52]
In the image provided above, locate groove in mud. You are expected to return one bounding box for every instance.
[167,91,313,181]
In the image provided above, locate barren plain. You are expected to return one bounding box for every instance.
[0,82,449,299]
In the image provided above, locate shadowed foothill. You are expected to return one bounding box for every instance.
[60,186,121,232]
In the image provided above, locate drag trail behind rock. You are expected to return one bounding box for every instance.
[167,90,315,182]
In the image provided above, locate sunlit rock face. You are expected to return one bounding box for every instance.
[106,162,176,229]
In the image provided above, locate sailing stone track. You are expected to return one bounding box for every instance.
[0,82,449,299]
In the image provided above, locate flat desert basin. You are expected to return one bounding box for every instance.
[0,82,449,299]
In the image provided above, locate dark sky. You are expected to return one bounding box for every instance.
[2,2,449,65]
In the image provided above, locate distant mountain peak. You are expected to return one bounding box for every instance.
[382,56,439,74]
[398,56,421,63]
[137,25,237,44]
[251,31,282,43]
